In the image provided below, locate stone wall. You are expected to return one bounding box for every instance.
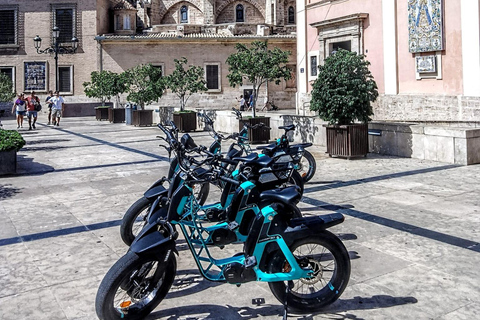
[373,94,480,122]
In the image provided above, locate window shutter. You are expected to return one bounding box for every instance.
[56,9,73,43]
[0,10,15,44]
[206,65,219,90]
[58,67,71,92]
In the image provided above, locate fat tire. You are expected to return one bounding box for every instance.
[300,150,316,183]
[196,182,209,205]
[289,170,305,196]
[95,251,176,320]
[120,197,151,246]
[267,230,350,313]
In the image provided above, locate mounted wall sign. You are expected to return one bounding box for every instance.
[408,0,444,53]
[415,55,436,73]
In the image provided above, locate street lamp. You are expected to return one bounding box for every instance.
[34,26,79,92]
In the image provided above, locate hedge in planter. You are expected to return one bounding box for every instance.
[310,49,378,158]
[0,130,25,175]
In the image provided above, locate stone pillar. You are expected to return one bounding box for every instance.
[382,0,398,94]
[461,0,480,96]
[296,0,308,114]
[204,0,215,24]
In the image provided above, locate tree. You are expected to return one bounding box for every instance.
[164,57,207,112]
[226,41,291,118]
[0,73,16,103]
[83,70,126,106]
[122,64,165,109]
[310,49,378,125]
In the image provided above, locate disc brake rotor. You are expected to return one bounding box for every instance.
[299,259,323,285]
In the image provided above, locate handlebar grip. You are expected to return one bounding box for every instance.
[219,176,240,187]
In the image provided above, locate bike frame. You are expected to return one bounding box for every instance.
[171,179,312,283]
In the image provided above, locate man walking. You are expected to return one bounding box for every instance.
[48,91,65,127]
[26,91,40,130]
[45,90,54,125]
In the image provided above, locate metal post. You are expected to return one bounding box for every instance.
[54,39,59,92]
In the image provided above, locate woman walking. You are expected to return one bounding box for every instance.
[11,93,26,129]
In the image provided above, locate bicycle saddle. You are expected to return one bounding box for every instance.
[256,143,276,152]
[232,153,258,164]
[278,124,295,132]
[259,186,301,206]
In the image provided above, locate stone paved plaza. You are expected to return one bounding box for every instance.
[0,116,479,320]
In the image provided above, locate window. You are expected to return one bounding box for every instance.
[52,4,76,44]
[151,64,163,82]
[180,6,188,23]
[236,4,244,22]
[310,56,318,77]
[205,63,221,91]
[0,66,15,91]
[288,6,295,24]
[123,15,131,30]
[58,66,73,93]
[0,7,17,46]
[330,40,351,55]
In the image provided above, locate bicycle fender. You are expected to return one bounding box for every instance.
[144,185,168,200]
[147,207,168,224]
[130,226,177,256]
[283,213,345,243]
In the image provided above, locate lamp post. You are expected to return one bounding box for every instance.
[34,26,78,92]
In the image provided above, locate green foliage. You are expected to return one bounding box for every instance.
[0,130,25,152]
[122,64,165,109]
[0,73,16,103]
[310,49,378,125]
[164,57,207,112]
[83,71,126,106]
[226,41,291,117]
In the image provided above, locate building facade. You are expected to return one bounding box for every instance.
[0,0,297,111]
[296,0,480,123]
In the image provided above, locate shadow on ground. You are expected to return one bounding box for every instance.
[0,184,23,200]
[15,154,55,175]
[148,294,417,320]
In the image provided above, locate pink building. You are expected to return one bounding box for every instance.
[296,0,480,123]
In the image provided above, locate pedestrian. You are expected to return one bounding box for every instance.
[247,93,255,111]
[11,93,26,129]
[45,90,54,125]
[48,91,65,127]
[26,91,40,130]
[261,95,269,111]
[236,95,246,111]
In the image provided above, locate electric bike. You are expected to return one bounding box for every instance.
[95,125,351,320]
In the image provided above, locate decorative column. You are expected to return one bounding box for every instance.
[382,0,398,94]
[461,0,480,96]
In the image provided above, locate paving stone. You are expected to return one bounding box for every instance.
[0,116,479,320]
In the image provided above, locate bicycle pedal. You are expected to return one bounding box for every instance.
[251,298,265,306]
[228,221,239,230]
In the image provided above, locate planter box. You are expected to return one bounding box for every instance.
[95,107,109,121]
[132,110,153,126]
[173,112,197,132]
[326,123,368,159]
[239,117,270,144]
[0,149,17,175]
[108,107,125,123]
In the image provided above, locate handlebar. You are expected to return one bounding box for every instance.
[219,175,240,187]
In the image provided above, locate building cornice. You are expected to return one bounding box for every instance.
[310,13,368,29]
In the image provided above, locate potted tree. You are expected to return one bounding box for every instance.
[0,130,26,175]
[83,70,126,122]
[164,57,207,132]
[122,64,165,126]
[226,41,291,143]
[310,49,378,159]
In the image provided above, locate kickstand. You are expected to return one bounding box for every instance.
[283,281,294,320]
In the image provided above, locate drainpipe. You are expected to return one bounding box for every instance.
[94,35,106,72]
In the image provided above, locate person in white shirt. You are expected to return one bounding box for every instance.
[48,91,65,127]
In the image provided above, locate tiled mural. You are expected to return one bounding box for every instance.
[408,0,443,53]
